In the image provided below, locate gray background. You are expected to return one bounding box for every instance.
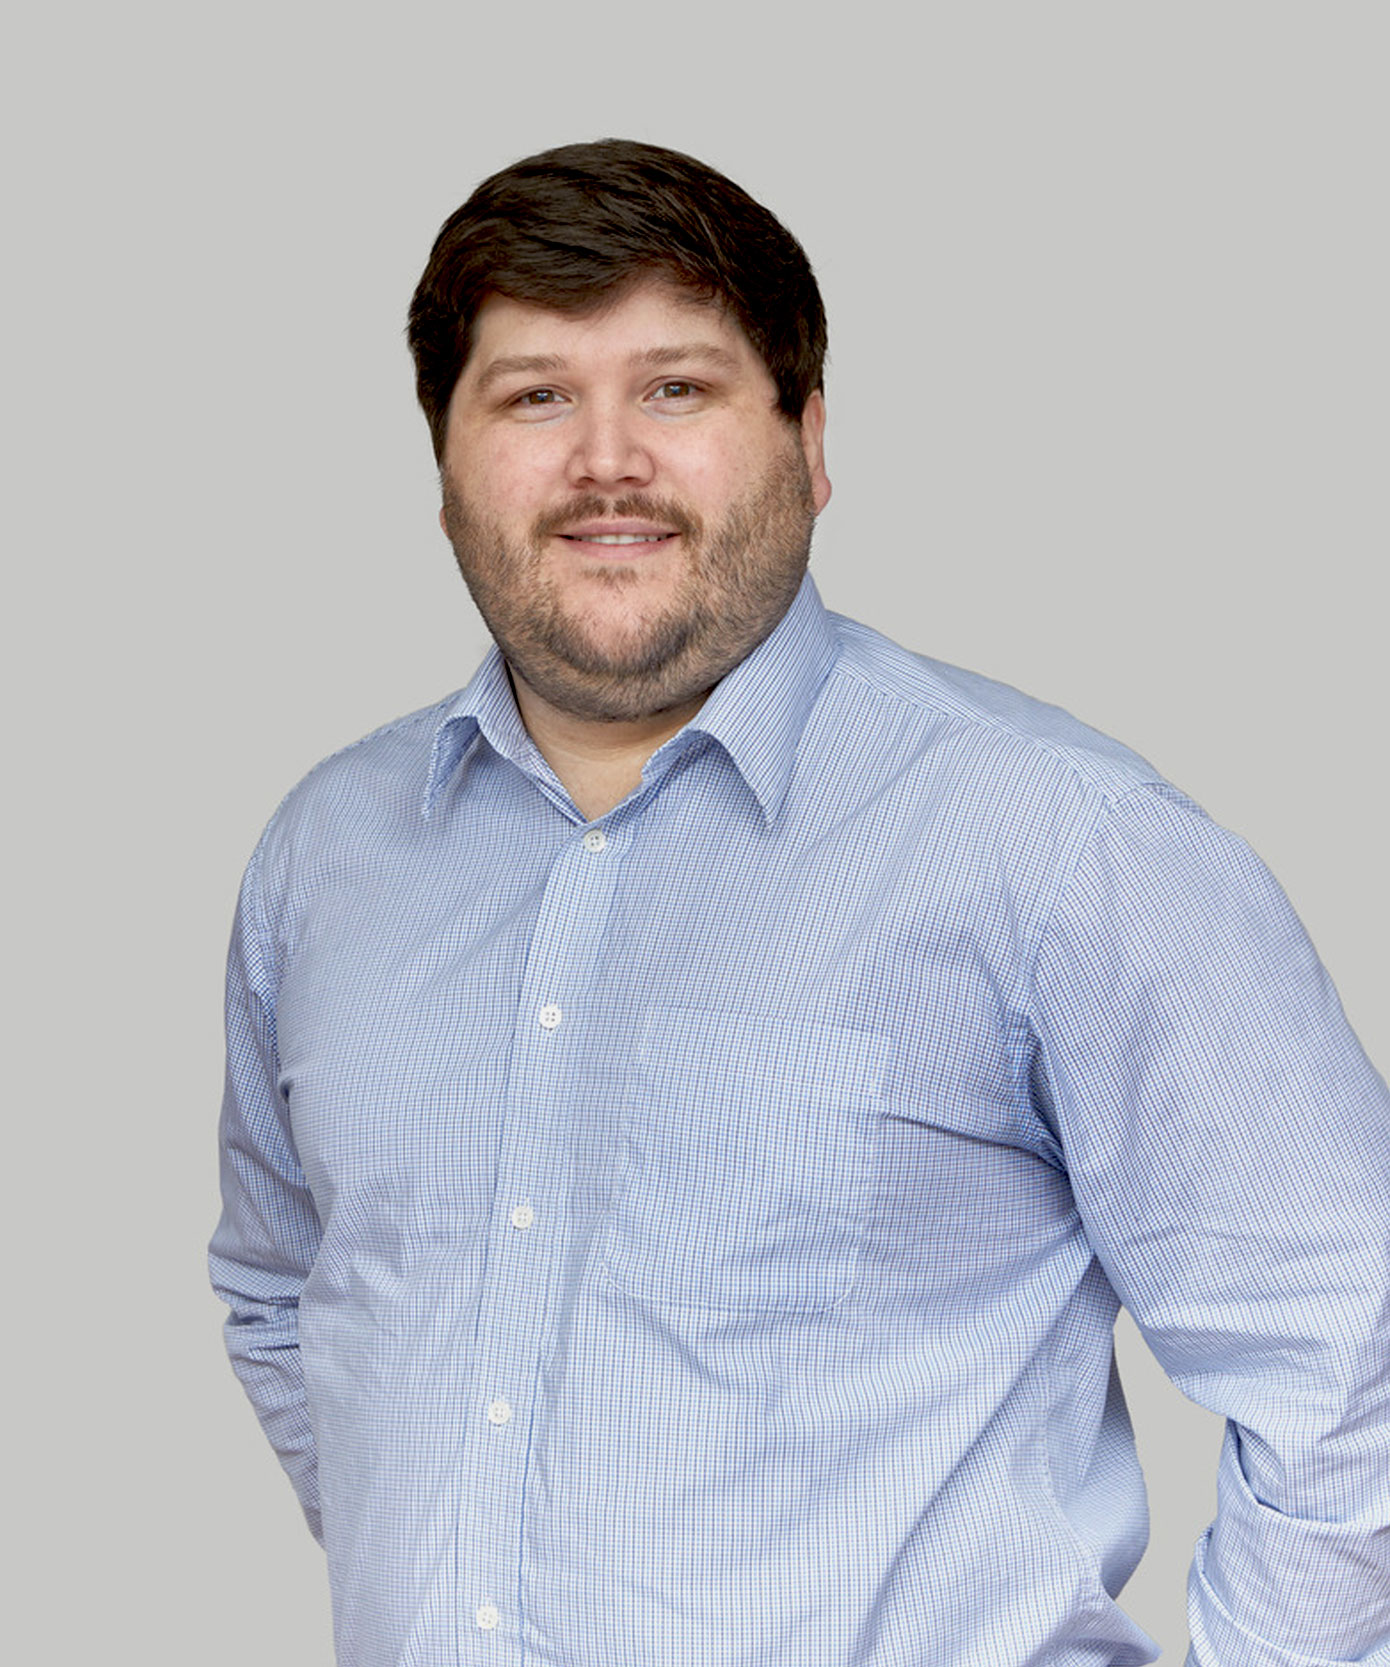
[7,3,1385,1660]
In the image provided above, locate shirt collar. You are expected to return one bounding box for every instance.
[423,573,840,823]
[668,573,839,824]
[424,647,539,815]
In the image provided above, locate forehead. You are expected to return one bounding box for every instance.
[461,280,769,388]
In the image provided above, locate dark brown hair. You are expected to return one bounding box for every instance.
[407,138,827,460]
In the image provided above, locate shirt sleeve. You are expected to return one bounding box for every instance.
[1031,783,1390,1665]
[208,840,324,1543]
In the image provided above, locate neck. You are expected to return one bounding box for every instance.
[509,670,708,821]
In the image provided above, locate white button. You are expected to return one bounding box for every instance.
[583,828,607,853]
[486,1397,513,1426]
[510,1203,535,1230]
[538,1003,562,1030]
[476,1603,500,1631]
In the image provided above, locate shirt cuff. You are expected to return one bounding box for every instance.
[1187,1436,1390,1665]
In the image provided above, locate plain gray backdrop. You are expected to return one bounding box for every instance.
[8,4,1385,1661]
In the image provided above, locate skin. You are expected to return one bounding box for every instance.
[438,280,831,819]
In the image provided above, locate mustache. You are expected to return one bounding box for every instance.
[532,494,702,542]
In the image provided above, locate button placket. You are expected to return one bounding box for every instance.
[459,817,627,1656]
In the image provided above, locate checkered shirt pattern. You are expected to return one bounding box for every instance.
[211,576,1390,1666]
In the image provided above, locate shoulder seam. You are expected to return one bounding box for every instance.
[1023,780,1204,1042]
[262,690,463,822]
[299,691,459,777]
[827,656,1164,811]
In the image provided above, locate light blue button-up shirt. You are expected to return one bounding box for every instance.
[211,576,1390,1666]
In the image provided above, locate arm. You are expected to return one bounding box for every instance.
[1032,784,1390,1665]
[208,842,324,1542]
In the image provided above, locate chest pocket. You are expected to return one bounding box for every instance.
[599,1010,889,1316]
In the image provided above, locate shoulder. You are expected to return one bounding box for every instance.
[244,690,461,900]
[822,610,1167,810]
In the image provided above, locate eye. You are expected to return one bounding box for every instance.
[515,388,562,407]
[649,380,700,403]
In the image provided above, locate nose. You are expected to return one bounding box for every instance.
[564,399,655,493]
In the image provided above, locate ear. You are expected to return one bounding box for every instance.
[799,391,832,513]
[439,504,448,535]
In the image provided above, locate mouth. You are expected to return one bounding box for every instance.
[555,522,679,555]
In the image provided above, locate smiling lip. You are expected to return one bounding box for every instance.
[556,522,678,551]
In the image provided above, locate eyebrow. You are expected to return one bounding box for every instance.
[629,343,743,375]
[473,354,567,396]
[472,342,743,396]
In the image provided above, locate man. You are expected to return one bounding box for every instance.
[211,140,1390,1666]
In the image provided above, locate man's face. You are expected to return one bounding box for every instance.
[439,279,830,724]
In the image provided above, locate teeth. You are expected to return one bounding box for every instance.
[581,533,663,545]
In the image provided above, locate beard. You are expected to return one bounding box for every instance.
[441,438,818,723]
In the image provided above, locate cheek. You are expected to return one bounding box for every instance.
[666,436,765,510]
[453,445,553,524]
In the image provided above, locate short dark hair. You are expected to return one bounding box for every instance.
[407,138,827,461]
